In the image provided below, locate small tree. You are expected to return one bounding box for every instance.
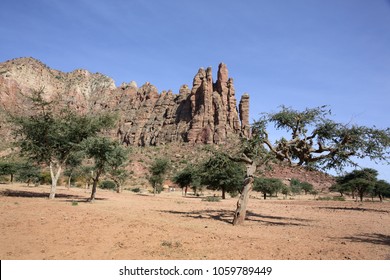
[173,165,200,196]
[8,89,115,199]
[82,137,128,202]
[15,162,42,186]
[201,152,245,199]
[0,161,20,183]
[253,177,285,199]
[374,180,390,202]
[337,168,378,202]
[148,158,170,195]
[329,182,351,197]
[290,178,313,195]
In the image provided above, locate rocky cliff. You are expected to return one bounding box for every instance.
[0,57,250,146]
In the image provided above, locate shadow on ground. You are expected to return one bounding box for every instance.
[0,189,107,202]
[319,206,389,214]
[159,209,312,226]
[341,233,390,247]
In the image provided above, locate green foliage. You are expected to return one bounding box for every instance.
[329,183,351,196]
[253,105,390,171]
[374,180,390,201]
[0,161,21,182]
[253,177,285,199]
[202,196,222,202]
[148,158,170,195]
[281,185,290,197]
[82,136,129,200]
[7,89,116,198]
[131,187,141,193]
[317,196,333,201]
[99,180,116,190]
[39,172,52,185]
[290,178,313,195]
[173,165,201,195]
[200,152,245,199]
[336,168,379,202]
[290,179,302,195]
[332,196,346,201]
[15,162,42,186]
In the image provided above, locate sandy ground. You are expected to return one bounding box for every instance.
[0,184,389,260]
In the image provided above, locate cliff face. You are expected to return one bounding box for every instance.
[0,57,250,146]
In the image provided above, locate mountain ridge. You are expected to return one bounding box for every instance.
[0,57,250,146]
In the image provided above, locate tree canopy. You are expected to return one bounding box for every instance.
[82,136,129,201]
[8,89,116,199]
[201,152,246,199]
[253,105,390,171]
[253,177,285,199]
[148,158,170,195]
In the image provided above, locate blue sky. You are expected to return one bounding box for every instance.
[1,0,389,180]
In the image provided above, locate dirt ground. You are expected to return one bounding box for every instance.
[0,184,389,260]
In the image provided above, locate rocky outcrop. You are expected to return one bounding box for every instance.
[0,58,250,146]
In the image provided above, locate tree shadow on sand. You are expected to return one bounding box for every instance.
[159,209,312,226]
[246,211,312,226]
[0,189,107,202]
[340,233,390,247]
[318,206,389,214]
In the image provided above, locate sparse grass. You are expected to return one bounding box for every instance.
[202,196,221,202]
[317,196,332,201]
[71,201,78,206]
[161,240,182,248]
[131,187,141,193]
[317,196,346,201]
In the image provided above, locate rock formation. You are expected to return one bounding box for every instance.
[0,58,250,146]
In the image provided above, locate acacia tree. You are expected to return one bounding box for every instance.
[0,161,20,183]
[173,165,200,196]
[148,158,170,195]
[8,89,115,199]
[201,152,245,199]
[253,177,285,199]
[82,136,128,202]
[232,105,390,225]
[374,180,390,202]
[253,106,390,170]
[337,168,378,202]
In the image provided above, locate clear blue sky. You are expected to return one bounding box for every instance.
[1,0,389,180]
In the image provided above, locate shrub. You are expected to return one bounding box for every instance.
[202,196,221,202]
[39,172,52,185]
[333,196,346,201]
[317,196,332,201]
[99,180,116,190]
[131,187,141,193]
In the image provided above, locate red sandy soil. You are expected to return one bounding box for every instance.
[0,184,389,260]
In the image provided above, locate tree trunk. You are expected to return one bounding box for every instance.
[263,192,267,200]
[232,161,256,226]
[67,170,73,189]
[49,162,62,199]
[222,188,226,200]
[116,181,122,193]
[90,180,98,202]
[90,171,101,202]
